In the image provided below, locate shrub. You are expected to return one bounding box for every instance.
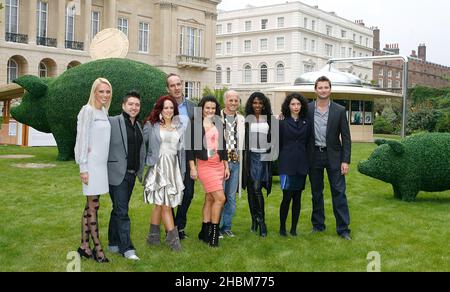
[436,112,450,133]
[374,116,394,134]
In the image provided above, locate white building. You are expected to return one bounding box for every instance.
[216,2,374,100]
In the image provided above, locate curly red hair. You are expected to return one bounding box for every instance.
[143,95,180,125]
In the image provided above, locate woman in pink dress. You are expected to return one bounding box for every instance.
[188,96,230,247]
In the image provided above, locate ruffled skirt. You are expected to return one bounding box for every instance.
[143,154,185,208]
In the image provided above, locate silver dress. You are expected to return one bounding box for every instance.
[143,130,185,207]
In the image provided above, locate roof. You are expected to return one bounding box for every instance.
[0,83,25,101]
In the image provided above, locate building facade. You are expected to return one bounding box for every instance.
[0,0,221,99]
[372,34,450,92]
[216,2,374,100]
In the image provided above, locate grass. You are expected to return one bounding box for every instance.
[0,143,449,272]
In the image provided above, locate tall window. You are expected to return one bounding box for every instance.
[37,0,48,38]
[311,20,315,31]
[92,11,100,38]
[227,23,232,33]
[325,44,333,57]
[276,37,284,50]
[244,65,252,83]
[216,66,222,84]
[226,42,232,54]
[118,18,128,36]
[245,21,251,32]
[226,68,231,84]
[216,24,222,35]
[184,81,200,100]
[139,22,149,53]
[39,62,47,78]
[215,43,222,55]
[5,0,19,34]
[65,4,76,41]
[277,17,284,28]
[179,26,203,57]
[303,18,308,28]
[260,38,268,51]
[261,19,268,30]
[7,59,18,84]
[326,25,332,36]
[341,47,346,58]
[244,40,251,53]
[310,40,316,52]
[260,64,268,83]
[303,38,308,51]
[276,63,285,82]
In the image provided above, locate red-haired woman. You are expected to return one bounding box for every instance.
[142,96,186,251]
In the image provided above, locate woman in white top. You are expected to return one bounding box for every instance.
[74,78,112,263]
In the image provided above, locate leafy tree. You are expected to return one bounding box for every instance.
[436,112,450,133]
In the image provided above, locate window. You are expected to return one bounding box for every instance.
[5,0,19,34]
[216,42,222,55]
[260,64,268,83]
[66,4,76,41]
[226,68,231,84]
[244,40,251,53]
[303,38,308,51]
[388,79,392,88]
[277,17,284,28]
[244,65,252,83]
[261,19,268,29]
[37,0,48,38]
[276,37,284,50]
[396,71,401,78]
[227,23,232,33]
[341,30,346,38]
[351,100,363,125]
[92,11,100,38]
[7,59,18,84]
[39,62,47,78]
[245,21,251,32]
[216,24,222,35]
[378,78,384,87]
[363,102,373,125]
[341,47,346,58]
[310,40,315,52]
[326,25,332,36]
[179,26,203,57]
[139,22,149,53]
[276,63,284,82]
[359,35,363,44]
[353,33,356,41]
[395,80,401,88]
[226,42,232,54]
[303,17,308,28]
[311,20,315,31]
[325,44,333,57]
[348,48,352,58]
[388,70,392,77]
[366,38,369,47]
[184,81,201,100]
[216,66,222,84]
[118,18,128,36]
[379,68,384,76]
[260,38,268,51]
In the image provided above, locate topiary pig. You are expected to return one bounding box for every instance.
[358,133,450,202]
[11,58,168,161]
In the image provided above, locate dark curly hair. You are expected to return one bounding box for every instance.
[281,93,308,119]
[143,95,179,125]
[198,95,221,117]
[245,92,272,116]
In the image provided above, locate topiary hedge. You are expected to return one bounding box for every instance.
[11,58,168,160]
[358,132,450,201]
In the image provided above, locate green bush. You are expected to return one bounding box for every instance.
[373,116,394,134]
[436,112,450,133]
[11,58,168,160]
[406,109,443,134]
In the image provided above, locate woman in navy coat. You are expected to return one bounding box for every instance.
[278,93,311,236]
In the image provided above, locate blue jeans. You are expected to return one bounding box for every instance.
[220,161,240,232]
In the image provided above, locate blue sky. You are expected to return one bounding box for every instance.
[218,0,450,66]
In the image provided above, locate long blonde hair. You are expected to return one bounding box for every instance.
[87,78,112,112]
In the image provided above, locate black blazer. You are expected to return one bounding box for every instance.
[307,101,351,170]
[242,115,273,195]
[187,116,227,162]
[279,116,311,176]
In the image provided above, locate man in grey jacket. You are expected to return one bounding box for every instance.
[107,91,145,260]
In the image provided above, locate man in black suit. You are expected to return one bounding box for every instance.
[307,76,352,240]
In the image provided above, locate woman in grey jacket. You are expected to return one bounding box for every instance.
[142,96,186,251]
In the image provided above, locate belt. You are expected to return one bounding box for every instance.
[315,146,327,152]
[126,169,136,174]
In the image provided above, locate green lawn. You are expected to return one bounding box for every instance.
[0,143,449,272]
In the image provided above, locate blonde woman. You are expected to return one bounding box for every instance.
[74,78,112,263]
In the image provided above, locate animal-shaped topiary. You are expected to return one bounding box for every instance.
[358,133,450,201]
[11,58,168,160]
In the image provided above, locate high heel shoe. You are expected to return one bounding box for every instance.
[92,249,110,263]
[77,247,93,259]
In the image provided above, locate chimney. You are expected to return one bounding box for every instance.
[384,43,400,54]
[411,50,417,58]
[373,27,380,51]
[355,19,365,26]
[418,44,426,61]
